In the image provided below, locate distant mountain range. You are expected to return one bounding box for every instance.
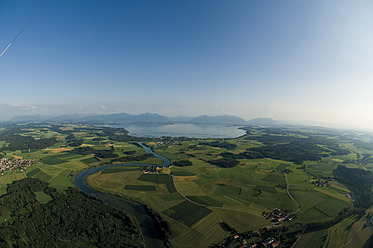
[8,113,286,126]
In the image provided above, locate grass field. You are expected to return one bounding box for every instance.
[323,214,359,248]
[186,196,223,207]
[88,170,143,193]
[295,228,329,248]
[176,180,208,196]
[163,200,212,227]
[34,191,53,204]
[0,172,26,184]
[41,157,66,165]
[168,211,229,248]
[138,174,177,193]
[344,209,373,248]
[80,157,100,165]
[26,168,42,178]
[101,166,141,174]
[255,185,278,193]
[32,170,53,181]
[125,185,156,191]
[263,173,286,183]
[171,171,196,176]
[314,198,349,217]
[276,163,290,171]
[305,163,336,178]
[48,169,74,191]
[214,208,269,232]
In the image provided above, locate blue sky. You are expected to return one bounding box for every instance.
[1,0,373,130]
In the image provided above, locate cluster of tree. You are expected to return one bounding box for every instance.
[0,134,57,151]
[145,206,172,245]
[209,157,240,168]
[69,139,84,147]
[248,140,328,164]
[98,127,146,142]
[65,134,84,147]
[245,134,300,145]
[219,222,238,234]
[173,160,193,167]
[333,165,373,209]
[95,146,119,158]
[111,154,153,162]
[72,146,96,155]
[351,140,373,151]
[71,146,119,159]
[123,150,136,155]
[94,150,119,159]
[245,131,349,157]
[48,124,99,135]
[0,178,143,248]
[199,141,237,149]
[187,145,204,150]
[219,151,264,160]
[72,146,153,161]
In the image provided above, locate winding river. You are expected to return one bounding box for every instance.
[73,143,169,248]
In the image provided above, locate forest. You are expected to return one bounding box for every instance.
[0,178,143,248]
[0,134,57,151]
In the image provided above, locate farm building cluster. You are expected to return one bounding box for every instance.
[142,166,161,174]
[263,209,293,223]
[312,180,329,187]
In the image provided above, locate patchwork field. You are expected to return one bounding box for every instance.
[1,123,371,248]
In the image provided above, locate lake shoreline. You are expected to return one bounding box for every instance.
[99,122,247,138]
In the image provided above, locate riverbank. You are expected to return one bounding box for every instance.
[73,143,169,248]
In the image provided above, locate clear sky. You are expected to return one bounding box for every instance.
[1,0,373,130]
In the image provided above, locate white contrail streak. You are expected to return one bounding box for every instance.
[0,0,50,59]
[0,43,12,58]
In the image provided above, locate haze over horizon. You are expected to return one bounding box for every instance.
[1,1,373,131]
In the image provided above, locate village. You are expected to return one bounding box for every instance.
[0,157,39,175]
[214,209,297,248]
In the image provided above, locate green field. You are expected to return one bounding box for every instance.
[255,185,278,193]
[263,173,286,183]
[26,168,42,178]
[48,169,73,191]
[32,170,53,181]
[138,174,177,193]
[125,185,156,191]
[306,162,336,178]
[34,191,53,204]
[163,200,212,227]
[102,166,141,174]
[171,171,196,176]
[186,196,223,207]
[295,228,329,248]
[80,157,100,165]
[276,163,290,171]
[41,157,66,165]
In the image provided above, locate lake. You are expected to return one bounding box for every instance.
[102,123,246,138]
